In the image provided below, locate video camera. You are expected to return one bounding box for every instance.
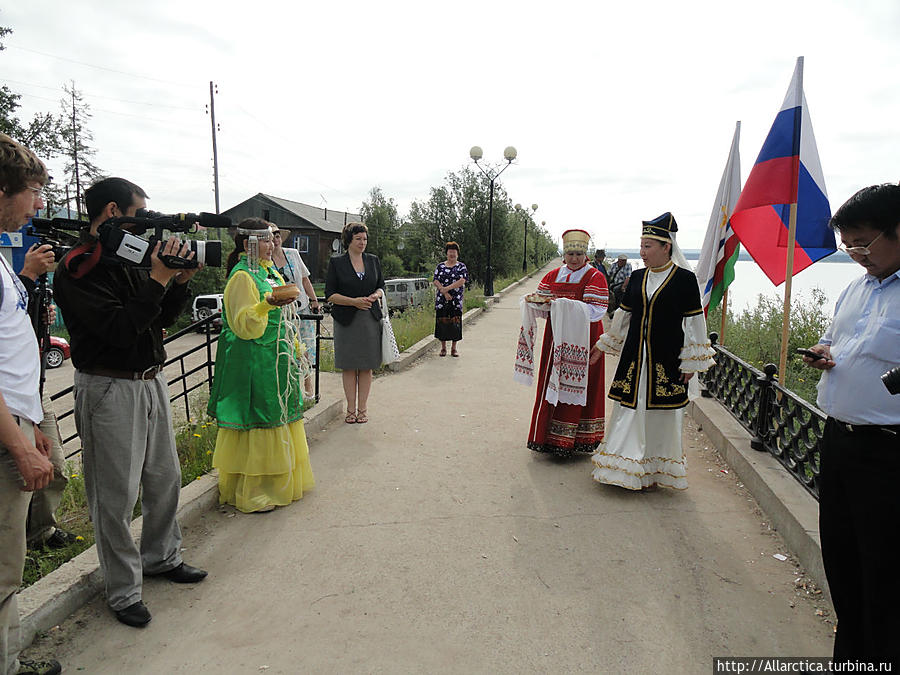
[26,218,79,264]
[30,209,229,269]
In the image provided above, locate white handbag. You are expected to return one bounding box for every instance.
[380,295,400,365]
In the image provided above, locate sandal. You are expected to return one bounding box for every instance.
[356,409,368,424]
[439,349,447,357]
[451,350,459,357]
[345,410,357,424]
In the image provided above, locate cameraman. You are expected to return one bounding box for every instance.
[53,177,208,630]
[801,183,900,668]
[0,133,59,675]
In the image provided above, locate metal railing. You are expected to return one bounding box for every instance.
[700,333,824,500]
[50,312,327,459]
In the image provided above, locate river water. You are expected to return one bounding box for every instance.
[619,258,863,318]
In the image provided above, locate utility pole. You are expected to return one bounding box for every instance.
[207,81,221,214]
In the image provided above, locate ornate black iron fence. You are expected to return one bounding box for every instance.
[700,333,824,500]
[51,312,327,459]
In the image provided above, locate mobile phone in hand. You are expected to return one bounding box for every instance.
[795,348,826,361]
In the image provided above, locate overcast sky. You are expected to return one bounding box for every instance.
[3,0,898,250]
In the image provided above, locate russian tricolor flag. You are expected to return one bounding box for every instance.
[731,57,835,286]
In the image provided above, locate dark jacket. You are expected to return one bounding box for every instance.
[53,233,190,371]
[608,264,703,410]
[325,253,385,326]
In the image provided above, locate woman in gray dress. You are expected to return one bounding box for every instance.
[325,222,385,424]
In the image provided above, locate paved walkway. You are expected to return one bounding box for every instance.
[25,282,833,673]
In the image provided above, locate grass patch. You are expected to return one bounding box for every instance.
[22,463,94,587]
[390,304,436,352]
[22,401,221,588]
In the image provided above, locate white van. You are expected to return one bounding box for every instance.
[192,294,224,332]
[384,278,430,312]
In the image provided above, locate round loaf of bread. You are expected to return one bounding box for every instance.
[271,283,300,301]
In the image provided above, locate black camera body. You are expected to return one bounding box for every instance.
[27,219,80,263]
[882,366,900,395]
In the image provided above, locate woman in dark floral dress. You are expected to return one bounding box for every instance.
[433,242,469,357]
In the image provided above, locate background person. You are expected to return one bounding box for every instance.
[16,245,77,550]
[590,213,714,490]
[207,218,314,514]
[53,177,207,629]
[591,248,610,288]
[325,222,385,425]
[271,225,319,400]
[525,229,608,457]
[0,132,60,675]
[433,241,469,357]
[607,253,632,315]
[801,184,900,668]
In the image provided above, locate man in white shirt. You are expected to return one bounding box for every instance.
[802,183,900,669]
[0,133,60,675]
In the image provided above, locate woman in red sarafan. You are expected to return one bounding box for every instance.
[527,229,608,457]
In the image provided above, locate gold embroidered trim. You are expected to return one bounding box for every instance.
[653,363,686,398]
[590,472,688,491]
[590,462,687,480]
[610,361,635,395]
[649,260,674,273]
[592,449,686,466]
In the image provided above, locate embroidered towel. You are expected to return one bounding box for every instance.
[546,298,591,406]
[513,296,547,386]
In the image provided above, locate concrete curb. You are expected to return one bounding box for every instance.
[16,264,551,649]
[16,393,344,650]
[688,396,829,599]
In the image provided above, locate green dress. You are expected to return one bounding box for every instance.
[207,256,314,512]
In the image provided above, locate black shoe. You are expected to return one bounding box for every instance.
[150,562,208,584]
[44,528,79,549]
[16,659,61,675]
[114,600,152,627]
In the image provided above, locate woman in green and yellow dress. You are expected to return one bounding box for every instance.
[207,217,314,513]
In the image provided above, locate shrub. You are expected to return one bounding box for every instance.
[708,288,831,404]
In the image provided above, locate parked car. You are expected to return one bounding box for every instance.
[192,294,224,332]
[384,277,430,312]
[42,335,71,369]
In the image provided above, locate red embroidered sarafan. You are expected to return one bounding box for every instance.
[527,265,608,456]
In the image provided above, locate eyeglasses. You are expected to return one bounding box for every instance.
[838,231,883,257]
[26,185,45,199]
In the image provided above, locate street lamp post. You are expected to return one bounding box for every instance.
[515,203,538,272]
[470,145,517,298]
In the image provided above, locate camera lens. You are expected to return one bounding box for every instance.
[188,240,223,267]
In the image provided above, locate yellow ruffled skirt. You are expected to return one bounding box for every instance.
[213,420,315,513]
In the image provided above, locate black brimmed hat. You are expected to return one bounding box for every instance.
[641,212,678,242]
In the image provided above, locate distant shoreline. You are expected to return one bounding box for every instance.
[605,249,853,264]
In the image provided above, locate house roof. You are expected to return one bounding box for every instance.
[259,193,360,234]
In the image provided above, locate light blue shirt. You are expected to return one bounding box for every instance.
[816,269,900,425]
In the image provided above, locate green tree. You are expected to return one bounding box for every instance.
[0,26,64,160]
[360,186,400,262]
[57,82,104,217]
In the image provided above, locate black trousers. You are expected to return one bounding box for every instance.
[818,418,899,668]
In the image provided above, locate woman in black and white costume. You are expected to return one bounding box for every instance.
[589,213,715,490]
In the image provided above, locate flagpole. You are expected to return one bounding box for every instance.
[777,56,804,385]
[719,287,728,344]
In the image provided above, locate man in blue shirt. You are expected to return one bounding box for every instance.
[802,183,900,669]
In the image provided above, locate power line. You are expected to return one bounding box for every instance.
[5,78,199,111]
[14,91,199,125]
[6,43,199,88]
